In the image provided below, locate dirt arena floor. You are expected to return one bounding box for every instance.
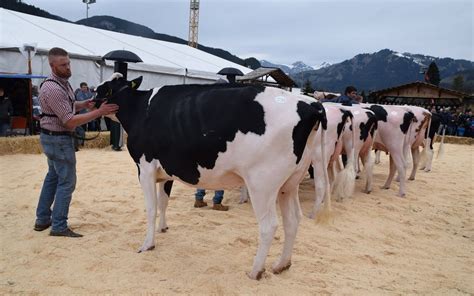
[0,143,472,295]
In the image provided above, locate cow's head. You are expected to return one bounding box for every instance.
[95,72,143,106]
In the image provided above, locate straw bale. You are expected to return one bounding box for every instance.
[0,132,118,155]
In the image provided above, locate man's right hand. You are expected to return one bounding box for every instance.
[98,101,119,116]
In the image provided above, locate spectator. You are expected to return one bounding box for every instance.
[194,189,228,211]
[0,87,13,136]
[335,86,360,105]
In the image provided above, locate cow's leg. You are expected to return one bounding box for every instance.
[361,150,374,194]
[157,181,171,232]
[273,186,301,274]
[423,138,435,172]
[375,150,381,164]
[408,147,420,180]
[246,186,279,280]
[138,163,158,253]
[382,155,396,190]
[310,162,326,219]
[239,186,249,204]
[392,154,407,197]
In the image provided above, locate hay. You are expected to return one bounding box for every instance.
[435,135,473,145]
[0,132,117,156]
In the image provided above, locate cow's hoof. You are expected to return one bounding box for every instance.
[424,169,431,173]
[364,189,372,194]
[272,261,291,274]
[247,269,266,280]
[381,185,390,190]
[397,193,406,198]
[408,177,415,181]
[160,227,169,233]
[137,245,155,253]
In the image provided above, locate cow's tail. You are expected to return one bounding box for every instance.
[437,126,446,159]
[419,114,433,169]
[333,114,356,200]
[402,112,415,169]
[317,123,332,223]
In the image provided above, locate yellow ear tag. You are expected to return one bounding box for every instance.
[131,81,136,89]
[106,89,112,97]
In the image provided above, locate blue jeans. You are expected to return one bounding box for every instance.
[195,189,224,204]
[36,133,77,232]
[0,122,9,136]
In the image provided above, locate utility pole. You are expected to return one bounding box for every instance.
[188,0,199,48]
[82,0,96,20]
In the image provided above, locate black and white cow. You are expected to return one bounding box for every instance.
[419,112,443,172]
[95,73,327,280]
[361,104,416,197]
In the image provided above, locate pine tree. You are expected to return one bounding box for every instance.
[302,80,314,94]
[452,75,464,91]
[425,62,441,86]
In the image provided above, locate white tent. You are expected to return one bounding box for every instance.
[0,8,251,89]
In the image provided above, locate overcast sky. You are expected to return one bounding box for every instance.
[22,0,473,67]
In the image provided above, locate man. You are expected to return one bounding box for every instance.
[336,86,360,105]
[0,87,13,136]
[194,189,228,211]
[35,47,119,237]
[73,82,94,149]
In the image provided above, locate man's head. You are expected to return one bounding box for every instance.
[344,86,357,100]
[80,82,88,92]
[48,47,71,79]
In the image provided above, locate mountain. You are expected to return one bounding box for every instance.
[2,1,260,70]
[0,0,69,22]
[291,49,474,93]
[260,60,326,75]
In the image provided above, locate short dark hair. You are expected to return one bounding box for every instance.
[344,86,357,95]
[48,47,68,63]
[80,82,88,88]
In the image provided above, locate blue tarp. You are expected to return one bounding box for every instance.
[0,73,47,79]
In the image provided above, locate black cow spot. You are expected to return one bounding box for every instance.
[400,111,415,134]
[337,109,352,139]
[359,111,378,141]
[366,105,388,122]
[292,101,326,164]
[125,84,266,185]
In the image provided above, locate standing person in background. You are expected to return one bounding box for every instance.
[194,189,228,211]
[0,87,13,137]
[35,47,119,237]
[74,82,94,149]
[336,86,360,105]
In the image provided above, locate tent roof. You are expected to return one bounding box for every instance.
[0,8,251,75]
[0,73,47,79]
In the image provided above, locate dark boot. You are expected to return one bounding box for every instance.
[194,200,207,208]
[212,203,229,211]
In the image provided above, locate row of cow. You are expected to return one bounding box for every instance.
[94,73,442,280]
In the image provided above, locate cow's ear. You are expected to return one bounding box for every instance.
[130,76,143,90]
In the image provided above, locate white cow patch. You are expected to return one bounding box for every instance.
[148,87,161,106]
[275,96,287,104]
[391,111,398,115]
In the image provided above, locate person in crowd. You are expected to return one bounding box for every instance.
[0,87,13,137]
[32,85,42,133]
[194,189,228,211]
[335,86,360,105]
[74,82,94,149]
[34,47,119,237]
